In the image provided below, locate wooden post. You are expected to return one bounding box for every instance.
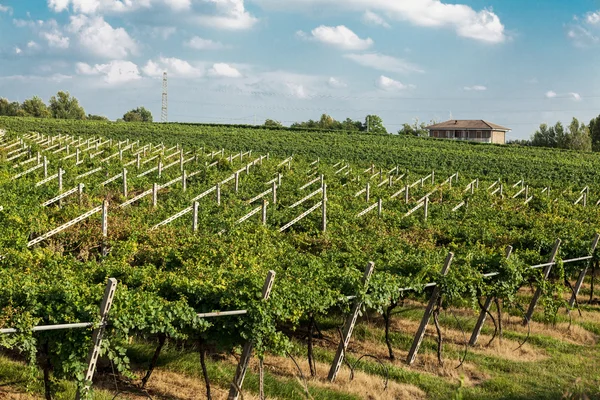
[182,170,187,192]
[328,262,375,382]
[407,252,454,365]
[152,183,158,208]
[322,183,327,232]
[570,233,600,307]
[228,271,276,400]
[272,182,277,205]
[366,183,370,203]
[524,239,562,325]
[262,199,267,225]
[217,183,221,206]
[469,246,513,345]
[122,168,128,198]
[235,172,239,193]
[76,277,117,400]
[192,201,199,232]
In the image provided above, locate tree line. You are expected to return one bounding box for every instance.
[0,92,153,123]
[508,116,600,152]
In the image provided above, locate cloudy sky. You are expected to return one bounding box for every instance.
[1,0,600,138]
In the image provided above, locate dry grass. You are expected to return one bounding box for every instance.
[0,388,38,400]
[259,355,426,400]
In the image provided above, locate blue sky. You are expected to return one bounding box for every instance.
[1,0,600,139]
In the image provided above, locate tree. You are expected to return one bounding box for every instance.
[21,96,50,118]
[554,122,568,149]
[398,119,429,137]
[263,119,283,128]
[531,123,556,148]
[87,114,109,121]
[123,107,153,122]
[589,115,600,152]
[567,117,592,152]
[364,115,387,134]
[341,118,363,132]
[0,98,21,116]
[49,91,86,120]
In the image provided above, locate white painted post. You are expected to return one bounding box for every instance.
[328,262,375,382]
[216,183,221,206]
[389,175,393,187]
[500,184,503,197]
[583,192,587,207]
[122,168,128,198]
[182,170,187,192]
[431,170,435,185]
[180,149,184,171]
[272,182,277,205]
[405,185,409,204]
[101,200,109,256]
[192,201,199,232]
[322,183,327,232]
[58,168,64,207]
[407,252,454,365]
[278,173,282,187]
[43,156,48,178]
[476,178,479,189]
[424,196,429,221]
[152,183,158,208]
[228,271,276,400]
[137,154,141,170]
[158,161,162,178]
[524,239,561,325]
[378,198,383,217]
[246,164,250,175]
[37,152,41,164]
[235,172,239,193]
[366,183,370,203]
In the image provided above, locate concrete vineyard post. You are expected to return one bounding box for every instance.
[322,183,327,232]
[246,164,250,175]
[180,149,184,172]
[278,173,282,187]
[524,239,562,325]
[405,185,409,204]
[235,172,239,193]
[500,184,503,197]
[122,168,128,198]
[407,252,454,365]
[78,183,84,206]
[158,161,162,178]
[476,178,479,189]
[192,201,199,232]
[328,262,375,382]
[262,199,267,225]
[217,183,221,206]
[137,154,141,170]
[424,196,429,221]
[182,170,187,192]
[43,156,48,178]
[378,198,383,217]
[272,182,277,205]
[76,278,118,400]
[389,175,393,187]
[228,271,276,400]
[153,183,158,208]
[101,200,108,256]
[366,183,370,203]
[570,233,600,307]
[432,170,435,185]
[37,152,41,164]
[58,168,64,207]
[469,246,513,345]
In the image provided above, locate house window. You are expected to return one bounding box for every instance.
[455,131,461,138]
[476,131,482,139]
[446,131,452,138]
[469,131,476,139]
[433,130,439,137]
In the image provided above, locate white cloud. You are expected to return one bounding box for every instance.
[0,3,12,14]
[376,75,414,91]
[27,41,39,49]
[567,25,599,47]
[545,90,557,98]
[0,73,72,82]
[194,0,257,30]
[586,11,600,24]
[143,57,203,78]
[343,53,423,74]
[252,0,506,43]
[300,25,373,50]
[15,47,22,54]
[328,77,347,88]
[68,15,137,58]
[185,36,226,50]
[151,26,176,39]
[209,63,242,78]
[569,92,582,101]
[47,0,189,14]
[42,31,70,48]
[75,60,141,84]
[362,10,390,28]
[286,82,308,99]
[463,85,487,91]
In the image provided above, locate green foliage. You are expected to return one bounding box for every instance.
[264,119,283,128]
[122,107,153,123]
[398,119,430,137]
[21,96,51,119]
[365,114,387,134]
[49,92,86,120]
[87,114,109,121]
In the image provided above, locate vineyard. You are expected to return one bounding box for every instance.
[0,118,600,400]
